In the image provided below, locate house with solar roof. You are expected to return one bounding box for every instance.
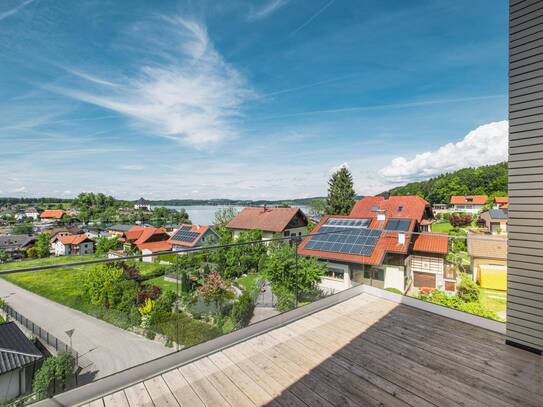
[168,224,219,253]
[115,226,171,261]
[226,207,308,240]
[298,195,449,294]
[0,322,43,402]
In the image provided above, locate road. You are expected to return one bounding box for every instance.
[0,279,170,382]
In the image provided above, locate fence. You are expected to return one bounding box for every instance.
[1,303,91,371]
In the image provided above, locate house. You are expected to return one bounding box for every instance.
[0,235,36,260]
[432,203,449,215]
[106,224,134,236]
[45,227,83,242]
[51,234,94,256]
[449,195,488,214]
[40,209,66,222]
[168,224,219,253]
[298,195,448,294]
[479,208,508,234]
[0,322,43,402]
[226,207,308,240]
[467,233,507,291]
[134,197,151,211]
[493,196,509,209]
[23,207,41,221]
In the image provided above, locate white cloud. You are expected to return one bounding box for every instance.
[248,0,289,20]
[45,17,253,148]
[0,0,34,21]
[13,186,26,193]
[380,120,508,182]
[118,165,144,171]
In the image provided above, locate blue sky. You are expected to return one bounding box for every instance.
[0,0,508,200]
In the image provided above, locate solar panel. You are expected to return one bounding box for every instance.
[171,228,199,242]
[385,219,411,231]
[304,218,381,257]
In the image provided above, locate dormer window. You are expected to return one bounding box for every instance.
[398,206,403,213]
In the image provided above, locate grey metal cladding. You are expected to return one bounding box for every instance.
[508,0,543,352]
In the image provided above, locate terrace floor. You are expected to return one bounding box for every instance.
[85,293,543,407]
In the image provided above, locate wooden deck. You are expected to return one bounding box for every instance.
[86,293,543,407]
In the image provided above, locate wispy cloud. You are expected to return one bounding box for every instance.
[63,67,120,88]
[290,0,335,35]
[248,0,289,21]
[380,120,508,183]
[44,16,254,147]
[0,0,34,21]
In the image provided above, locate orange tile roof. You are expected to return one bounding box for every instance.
[136,241,172,253]
[298,196,443,266]
[56,234,91,245]
[350,195,430,222]
[40,210,65,219]
[226,207,306,233]
[494,197,509,204]
[412,233,449,254]
[168,224,211,248]
[450,195,488,205]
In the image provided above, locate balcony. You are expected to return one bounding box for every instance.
[35,286,543,407]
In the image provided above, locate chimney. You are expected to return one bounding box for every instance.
[398,232,406,245]
[383,191,391,200]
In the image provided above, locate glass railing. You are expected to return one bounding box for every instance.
[0,221,508,405]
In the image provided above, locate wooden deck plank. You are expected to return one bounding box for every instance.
[321,307,543,403]
[162,368,205,407]
[124,382,153,407]
[144,375,180,407]
[102,391,130,407]
[94,293,543,407]
[179,363,232,406]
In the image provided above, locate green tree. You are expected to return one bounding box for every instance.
[263,243,325,310]
[307,198,327,219]
[34,233,51,258]
[326,166,356,215]
[0,249,7,263]
[213,207,239,227]
[95,236,122,256]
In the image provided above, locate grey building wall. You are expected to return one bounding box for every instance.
[507,0,543,353]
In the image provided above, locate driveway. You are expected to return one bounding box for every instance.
[0,279,170,382]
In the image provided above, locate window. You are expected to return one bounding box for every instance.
[398,206,403,213]
[284,231,290,237]
[325,267,344,280]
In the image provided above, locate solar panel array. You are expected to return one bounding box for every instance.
[171,228,199,243]
[385,218,411,231]
[304,218,381,256]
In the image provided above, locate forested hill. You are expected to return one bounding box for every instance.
[388,162,507,204]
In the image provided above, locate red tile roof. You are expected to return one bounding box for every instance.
[350,195,430,222]
[450,195,488,205]
[168,224,211,248]
[40,210,65,219]
[412,233,449,254]
[134,227,168,245]
[137,241,172,253]
[226,207,306,233]
[298,196,443,266]
[56,234,92,245]
[494,197,509,204]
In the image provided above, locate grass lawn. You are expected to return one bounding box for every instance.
[235,273,261,294]
[431,222,454,233]
[480,288,507,321]
[143,275,178,293]
[0,256,97,312]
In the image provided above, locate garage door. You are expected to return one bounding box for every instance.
[414,272,436,288]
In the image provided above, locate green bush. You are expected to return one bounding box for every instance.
[155,290,177,313]
[457,273,480,302]
[274,286,296,312]
[230,292,254,328]
[33,353,75,400]
[385,287,403,295]
[419,289,499,321]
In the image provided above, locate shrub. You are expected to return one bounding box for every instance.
[457,273,480,303]
[385,287,403,295]
[33,353,75,400]
[418,289,498,321]
[275,286,296,312]
[155,290,177,313]
[137,285,161,305]
[450,213,472,227]
[230,292,254,328]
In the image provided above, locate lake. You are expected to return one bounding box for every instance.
[154,205,308,225]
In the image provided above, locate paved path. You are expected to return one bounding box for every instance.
[0,279,170,382]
